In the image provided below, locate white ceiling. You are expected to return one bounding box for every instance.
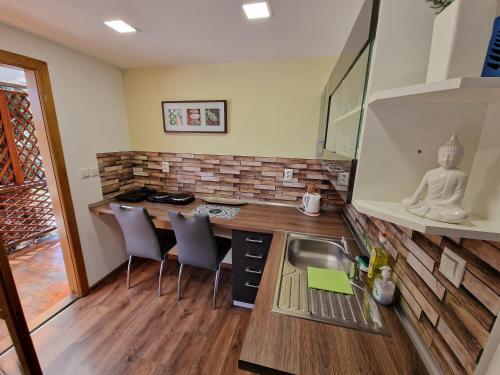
[0,0,364,69]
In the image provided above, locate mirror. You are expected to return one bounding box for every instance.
[324,46,370,159]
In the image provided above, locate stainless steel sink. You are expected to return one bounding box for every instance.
[287,237,351,271]
[272,233,387,335]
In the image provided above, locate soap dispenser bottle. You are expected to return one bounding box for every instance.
[367,232,390,289]
[372,266,395,306]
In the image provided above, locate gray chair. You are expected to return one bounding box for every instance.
[168,211,231,309]
[111,203,176,296]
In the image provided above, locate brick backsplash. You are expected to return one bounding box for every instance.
[345,205,499,375]
[96,151,347,208]
[96,151,135,197]
[96,150,499,374]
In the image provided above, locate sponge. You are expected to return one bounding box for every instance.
[355,255,369,272]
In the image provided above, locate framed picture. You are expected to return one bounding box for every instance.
[162,100,227,133]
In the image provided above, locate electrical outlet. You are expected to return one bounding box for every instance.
[89,167,99,177]
[80,168,89,179]
[283,168,294,182]
[439,247,466,288]
[162,161,170,173]
[337,172,350,186]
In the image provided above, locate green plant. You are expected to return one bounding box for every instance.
[426,0,455,14]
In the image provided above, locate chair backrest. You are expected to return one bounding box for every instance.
[111,204,163,261]
[168,211,219,271]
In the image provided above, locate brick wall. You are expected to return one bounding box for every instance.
[96,150,499,374]
[95,151,135,198]
[96,151,349,208]
[345,205,499,375]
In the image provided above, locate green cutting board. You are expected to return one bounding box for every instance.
[307,266,353,295]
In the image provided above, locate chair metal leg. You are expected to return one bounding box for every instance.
[158,255,166,297]
[126,255,133,289]
[177,263,184,301]
[213,264,222,310]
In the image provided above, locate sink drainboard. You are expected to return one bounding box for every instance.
[272,233,388,335]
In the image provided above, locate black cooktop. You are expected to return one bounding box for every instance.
[147,192,195,205]
[116,188,195,205]
[116,187,155,203]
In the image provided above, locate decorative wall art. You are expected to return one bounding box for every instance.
[187,109,201,126]
[162,100,227,133]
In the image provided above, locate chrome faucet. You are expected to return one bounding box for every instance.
[341,236,356,263]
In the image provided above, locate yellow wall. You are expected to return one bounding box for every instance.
[123,57,336,158]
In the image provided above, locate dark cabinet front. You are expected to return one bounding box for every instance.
[231,230,273,307]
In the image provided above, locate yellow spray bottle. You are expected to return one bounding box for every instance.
[367,232,390,290]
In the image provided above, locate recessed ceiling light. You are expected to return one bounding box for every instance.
[104,19,137,33]
[243,2,271,20]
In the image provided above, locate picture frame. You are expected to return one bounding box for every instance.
[162,100,227,133]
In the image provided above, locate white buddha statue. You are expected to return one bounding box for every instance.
[402,134,468,224]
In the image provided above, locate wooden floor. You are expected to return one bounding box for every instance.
[0,239,74,353]
[0,258,254,375]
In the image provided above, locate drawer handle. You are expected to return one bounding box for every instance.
[245,281,260,289]
[245,267,262,275]
[245,252,263,260]
[245,237,264,244]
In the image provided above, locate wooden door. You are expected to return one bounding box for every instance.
[0,48,89,297]
[0,239,42,374]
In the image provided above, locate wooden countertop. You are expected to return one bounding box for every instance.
[89,198,426,375]
[239,232,427,375]
[89,198,353,238]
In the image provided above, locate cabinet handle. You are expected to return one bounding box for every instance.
[245,237,264,244]
[245,267,262,275]
[245,252,263,260]
[245,281,259,289]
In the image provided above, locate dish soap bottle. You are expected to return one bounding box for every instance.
[372,266,395,305]
[367,232,390,289]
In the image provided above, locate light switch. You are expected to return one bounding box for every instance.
[162,161,170,173]
[89,167,99,177]
[283,168,294,182]
[337,172,350,186]
[80,168,89,179]
[439,247,466,288]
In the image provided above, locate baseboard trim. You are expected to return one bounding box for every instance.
[90,259,129,290]
[233,300,254,309]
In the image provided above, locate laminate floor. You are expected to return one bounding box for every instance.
[0,239,74,353]
[0,258,254,375]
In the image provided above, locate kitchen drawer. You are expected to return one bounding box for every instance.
[232,230,272,250]
[232,247,268,266]
[232,259,265,290]
[232,259,265,277]
[232,230,273,307]
[232,272,262,306]
[232,230,272,261]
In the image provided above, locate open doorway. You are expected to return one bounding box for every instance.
[0,66,73,352]
[0,50,89,356]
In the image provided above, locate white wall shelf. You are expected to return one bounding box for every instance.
[349,1,500,243]
[367,77,500,106]
[353,199,500,241]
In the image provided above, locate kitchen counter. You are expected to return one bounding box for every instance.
[89,198,352,238]
[239,231,427,375]
[89,198,426,375]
